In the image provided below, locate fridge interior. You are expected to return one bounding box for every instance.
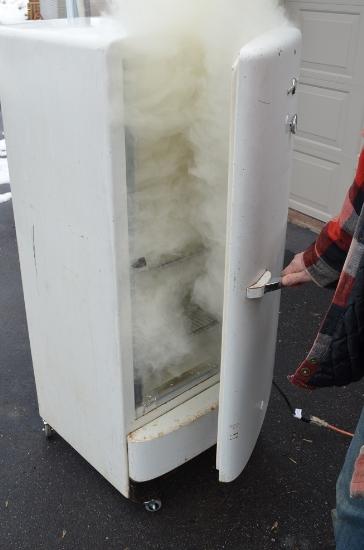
[127,148,224,417]
[117,0,289,419]
[119,6,243,418]
[131,258,223,417]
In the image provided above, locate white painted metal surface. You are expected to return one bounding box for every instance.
[0,20,134,498]
[0,18,302,497]
[286,0,364,222]
[128,384,219,482]
[217,27,301,482]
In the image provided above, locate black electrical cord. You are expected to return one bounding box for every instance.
[272,379,310,423]
[272,379,294,415]
[272,378,353,435]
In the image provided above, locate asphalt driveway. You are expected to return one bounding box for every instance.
[1,203,363,550]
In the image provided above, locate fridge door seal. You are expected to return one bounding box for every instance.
[217,26,301,483]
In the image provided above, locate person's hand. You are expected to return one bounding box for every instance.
[281,252,313,287]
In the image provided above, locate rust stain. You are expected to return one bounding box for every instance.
[128,401,218,443]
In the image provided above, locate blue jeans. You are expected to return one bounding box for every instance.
[335,407,364,549]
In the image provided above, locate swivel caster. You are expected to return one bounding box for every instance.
[144,499,162,512]
[42,419,54,439]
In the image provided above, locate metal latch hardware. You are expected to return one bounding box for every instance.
[246,270,282,299]
[288,113,298,135]
[287,77,298,95]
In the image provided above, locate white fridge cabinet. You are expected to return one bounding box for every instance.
[0,19,301,502]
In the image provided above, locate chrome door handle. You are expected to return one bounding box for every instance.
[246,270,282,299]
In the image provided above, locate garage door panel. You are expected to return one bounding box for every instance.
[290,151,340,217]
[297,84,348,147]
[286,0,364,221]
[301,10,360,76]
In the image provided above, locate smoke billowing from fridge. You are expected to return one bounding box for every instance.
[109,0,287,391]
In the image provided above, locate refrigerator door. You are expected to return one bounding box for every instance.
[217,26,301,482]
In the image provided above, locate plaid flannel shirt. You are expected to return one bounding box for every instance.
[290,147,364,389]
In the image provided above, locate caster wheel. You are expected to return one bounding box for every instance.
[42,420,54,439]
[144,499,162,512]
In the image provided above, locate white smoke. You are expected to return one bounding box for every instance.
[0,0,27,24]
[108,0,287,396]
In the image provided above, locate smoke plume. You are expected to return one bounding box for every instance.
[108,0,287,400]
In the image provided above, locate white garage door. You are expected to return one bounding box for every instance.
[286,0,364,222]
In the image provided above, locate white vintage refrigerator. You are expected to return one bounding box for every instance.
[0,19,301,507]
